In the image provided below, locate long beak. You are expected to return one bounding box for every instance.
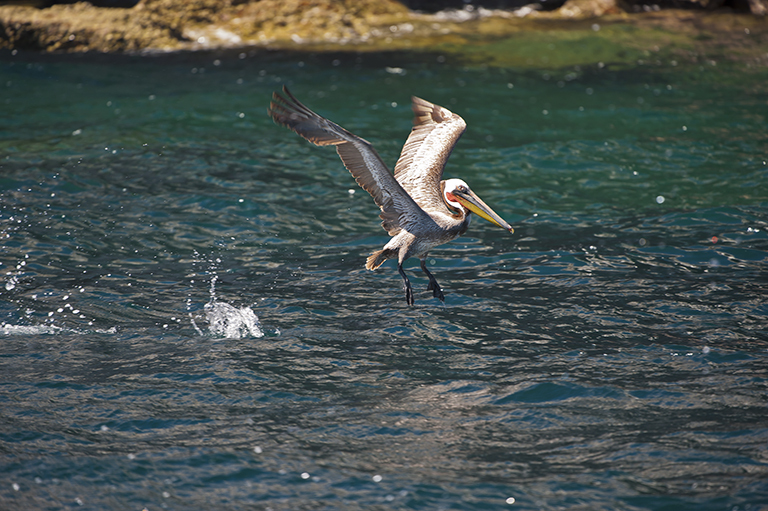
[454,189,514,233]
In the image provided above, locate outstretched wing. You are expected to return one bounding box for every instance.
[268,86,430,236]
[393,97,467,213]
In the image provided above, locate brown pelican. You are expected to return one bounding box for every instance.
[268,86,513,306]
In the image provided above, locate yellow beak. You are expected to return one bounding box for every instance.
[454,188,514,233]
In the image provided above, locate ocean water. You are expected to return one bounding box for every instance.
[1,46,767,510]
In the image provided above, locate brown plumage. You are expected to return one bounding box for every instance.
[268,86,513,306]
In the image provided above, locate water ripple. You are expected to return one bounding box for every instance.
[1,50,767,510]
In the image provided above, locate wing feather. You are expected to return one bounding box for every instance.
[393,97,467,213]
[268,86,430,236]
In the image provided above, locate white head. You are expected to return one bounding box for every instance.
[443,178,470,212]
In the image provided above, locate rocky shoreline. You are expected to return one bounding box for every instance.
[0,0,766,61]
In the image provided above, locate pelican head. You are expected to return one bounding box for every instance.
[443,178,514,233]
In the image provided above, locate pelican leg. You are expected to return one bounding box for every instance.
[398,263,414,306]
[420,259,445,302]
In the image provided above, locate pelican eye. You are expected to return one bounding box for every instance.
[456,185,468,193]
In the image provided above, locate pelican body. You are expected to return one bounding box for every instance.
[268,86,513,306]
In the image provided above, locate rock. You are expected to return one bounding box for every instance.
[0,1,181,52]
[556,0,624,18]
[0,0,765,53]
[0,0,411,52]
[747,0,767,15]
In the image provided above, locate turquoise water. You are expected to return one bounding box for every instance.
[1,48,767,510]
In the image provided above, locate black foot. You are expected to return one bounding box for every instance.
[427,278,445,302]
[398,263,414,306]
[404,281,414,306]
[421,258,445,302]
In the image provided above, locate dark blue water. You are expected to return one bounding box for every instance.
[1,48,767,510]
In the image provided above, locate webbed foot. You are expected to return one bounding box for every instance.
[427,278,444,302]
[421,258,445,302]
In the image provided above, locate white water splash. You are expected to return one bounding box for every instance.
[205,300,263,339]
[190,274,263,339]
[1,324,62,335]
[5,275,18,291]
[1,324,117,336]
[4,255,28,290]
